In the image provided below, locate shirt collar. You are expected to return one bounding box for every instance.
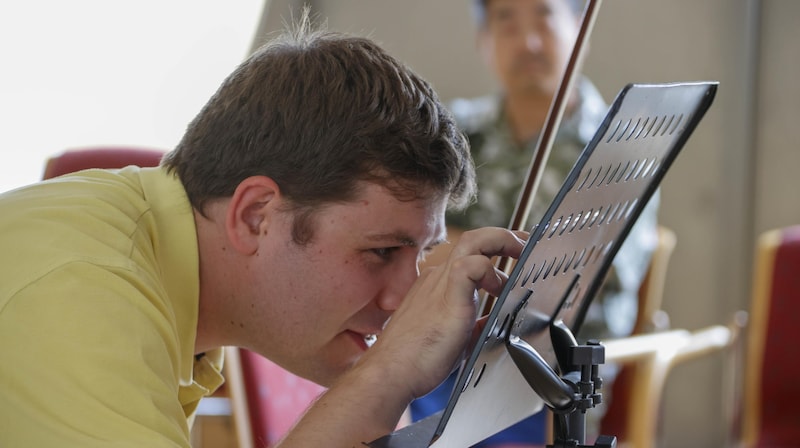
[137,167,206,386]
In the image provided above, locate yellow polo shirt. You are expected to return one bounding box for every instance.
[0,166,224,447]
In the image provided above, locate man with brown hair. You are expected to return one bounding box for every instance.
[0,15,525,447]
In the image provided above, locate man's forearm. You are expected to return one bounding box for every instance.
[275,351,412,447]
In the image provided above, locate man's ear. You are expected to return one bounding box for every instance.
[225,176,281,255]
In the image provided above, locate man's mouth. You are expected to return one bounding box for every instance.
[346,330,379,351]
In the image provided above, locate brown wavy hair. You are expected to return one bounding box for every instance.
[163,14,475,243]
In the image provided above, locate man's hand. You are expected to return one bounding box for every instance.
[366,226,527,399]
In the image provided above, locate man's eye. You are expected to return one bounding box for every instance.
[536,5,553,17]
[490,14,518,33]
[371,247,398,260]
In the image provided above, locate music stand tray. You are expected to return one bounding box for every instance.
[368,81,718,448]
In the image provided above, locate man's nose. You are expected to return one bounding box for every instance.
[523,29,544,52]
[375,260,420,312]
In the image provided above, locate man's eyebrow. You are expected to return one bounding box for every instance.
[429,236,448,248]
[365,232,447,248]
[365,232,417,246]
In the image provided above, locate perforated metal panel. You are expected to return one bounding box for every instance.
[369,81,717,448]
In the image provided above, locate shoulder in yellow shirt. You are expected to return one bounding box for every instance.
[0,166,223,447]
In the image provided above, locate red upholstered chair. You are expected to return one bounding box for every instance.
[739,225,800,447]
[42,146,165,179]
[592,224,744,448]
[595,225,800,448]
[224,347,326,448]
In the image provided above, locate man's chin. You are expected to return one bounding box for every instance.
[513,79,557,97]
[312,352,364,387]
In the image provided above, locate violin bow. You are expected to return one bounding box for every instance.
[482,0,603,315]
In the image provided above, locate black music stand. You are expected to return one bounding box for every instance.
[368,81,718,448]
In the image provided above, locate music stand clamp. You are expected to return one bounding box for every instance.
[506,320,617,448]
